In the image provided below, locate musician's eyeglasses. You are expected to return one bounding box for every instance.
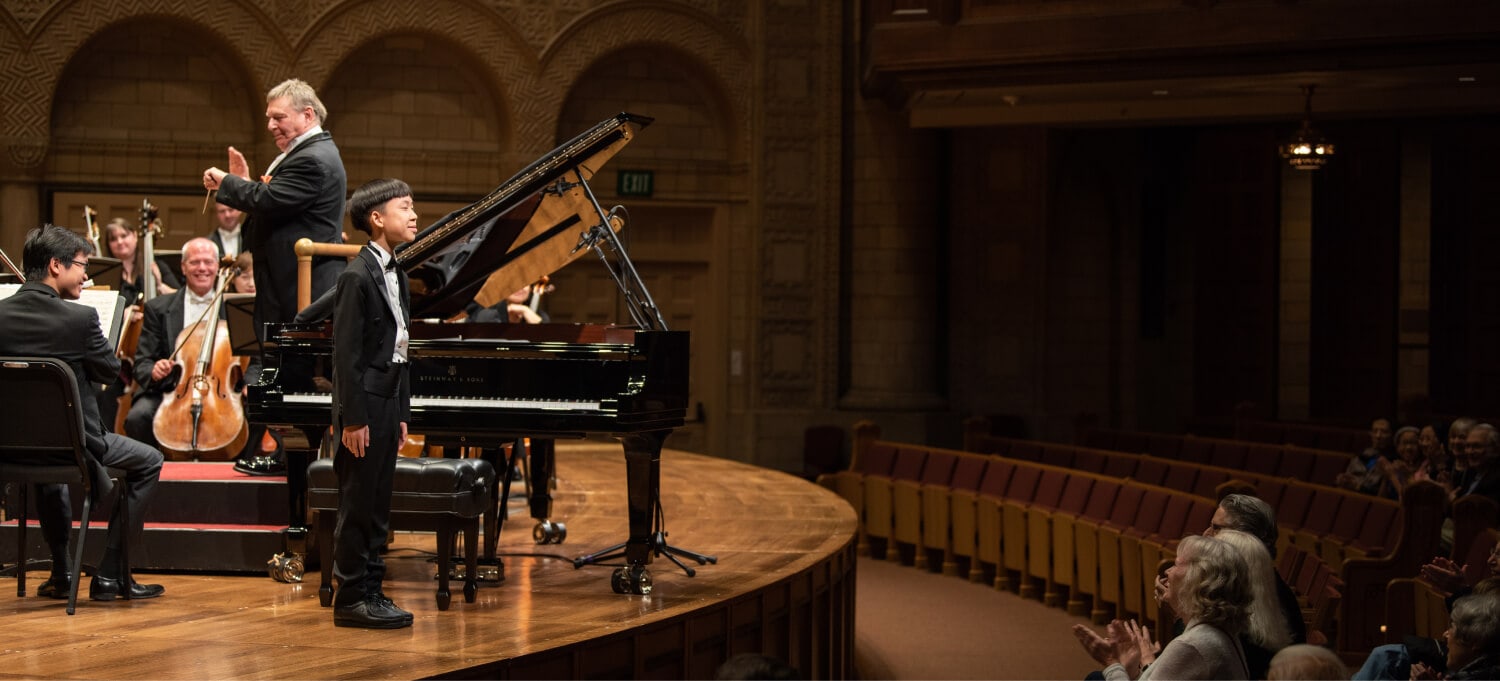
[63,259,89,270]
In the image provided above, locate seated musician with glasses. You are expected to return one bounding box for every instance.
[0,224,166,601]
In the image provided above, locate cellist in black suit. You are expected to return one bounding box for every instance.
[123,238,222,450]
[328,179,419,629]
[202,77,346,476]
[0,225,166,601]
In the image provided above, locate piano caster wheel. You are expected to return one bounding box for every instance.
[611,566,653,595]
[533,520,567,545]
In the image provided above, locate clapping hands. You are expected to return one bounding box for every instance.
[1420,556,1468,595]
[1073,619,1154,680]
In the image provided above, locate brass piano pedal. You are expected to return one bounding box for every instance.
[268,551,305,583]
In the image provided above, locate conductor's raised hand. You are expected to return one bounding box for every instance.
[342,424,370,458]
[227,146,250,180]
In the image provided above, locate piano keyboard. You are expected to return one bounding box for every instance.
[282,393,602,411]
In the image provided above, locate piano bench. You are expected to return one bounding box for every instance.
[306,456,497,611]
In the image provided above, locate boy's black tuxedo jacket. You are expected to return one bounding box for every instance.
[331,247,411,431]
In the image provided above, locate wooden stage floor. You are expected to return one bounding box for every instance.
[0,444,858,680]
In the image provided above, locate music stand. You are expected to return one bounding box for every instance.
[154,250,184,286]
[107,294,128,349]
[86,256,123,291]
[224,293,258,355]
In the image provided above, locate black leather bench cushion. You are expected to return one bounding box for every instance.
[307,457,495,517]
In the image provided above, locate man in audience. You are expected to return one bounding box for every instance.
[1201,493,1307,645]
[1338,417,1394,495]
[1448,418,1477,493]
[1454,423,1500,504]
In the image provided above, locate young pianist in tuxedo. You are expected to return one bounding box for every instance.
[329,178,419,629]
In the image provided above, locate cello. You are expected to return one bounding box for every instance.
[151,264,249,460]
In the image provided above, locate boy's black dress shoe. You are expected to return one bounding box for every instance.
[36,575,71,599]
[334,599,411,629]
[89,575,165,601]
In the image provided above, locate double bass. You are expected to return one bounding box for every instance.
[112,201,162,434]
[151,264,249,460]
[83,205,101,257]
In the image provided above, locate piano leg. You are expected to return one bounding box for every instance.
[571,430,716,594]
[267,426,320,583]
[527,438,566,544]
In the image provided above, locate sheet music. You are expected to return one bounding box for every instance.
[74,289,124,346]
[0,284,119,344]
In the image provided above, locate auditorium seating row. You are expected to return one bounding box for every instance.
[1057,425,1354,489]
[1233,419,1369,455]
[819,421,1450,660]
[962,431,1398,573]
[1276,544,1344,646]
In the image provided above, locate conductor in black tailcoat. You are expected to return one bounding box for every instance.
[328,179,419,629]
[202,77,346,476]
[0,225,165,601]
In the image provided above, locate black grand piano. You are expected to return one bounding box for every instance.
[248,112,711,594]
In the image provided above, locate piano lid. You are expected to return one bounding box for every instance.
[396,112,653,319]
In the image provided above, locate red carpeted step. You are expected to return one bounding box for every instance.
[159,461,286,482]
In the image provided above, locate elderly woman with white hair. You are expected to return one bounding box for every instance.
[1413,592,1500,680]
[1073,535,1253,680]
[1215,529,1292,678]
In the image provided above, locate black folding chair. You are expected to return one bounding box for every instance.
[0,356,125,614]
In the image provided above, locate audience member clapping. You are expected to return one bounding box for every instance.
[1414,422,1457,493]
[1073,535,1253,680]
[1410,591,1500,680]
[1339,418,1395,495]
[1453,424,1500,504]
[1384,426,1425,498]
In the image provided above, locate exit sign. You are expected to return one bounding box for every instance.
[617,169,654,197]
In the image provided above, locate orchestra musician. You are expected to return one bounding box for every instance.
[123,238,223,451]
[202,77,347,476]
[208,203,245,260]
[103,216,179,302]
[231,251,255,294]
[0,225,166,601]
[464,284,550,324]
[96,216,180,433]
